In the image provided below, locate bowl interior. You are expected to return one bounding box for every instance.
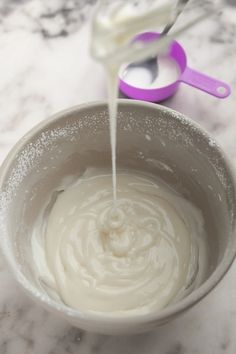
[0,100,235,333]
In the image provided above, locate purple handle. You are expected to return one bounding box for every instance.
[180,67,231,98]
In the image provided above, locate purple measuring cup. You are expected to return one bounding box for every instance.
[119,32,231,102]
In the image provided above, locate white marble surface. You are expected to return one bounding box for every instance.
[0,0,236,353]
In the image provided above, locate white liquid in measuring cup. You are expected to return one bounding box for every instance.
[121,55,181,88]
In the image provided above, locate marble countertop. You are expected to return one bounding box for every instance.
[0,0,236,353]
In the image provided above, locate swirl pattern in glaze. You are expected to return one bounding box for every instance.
[32,170,207,314]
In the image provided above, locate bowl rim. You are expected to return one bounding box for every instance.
[0,99,236,326]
